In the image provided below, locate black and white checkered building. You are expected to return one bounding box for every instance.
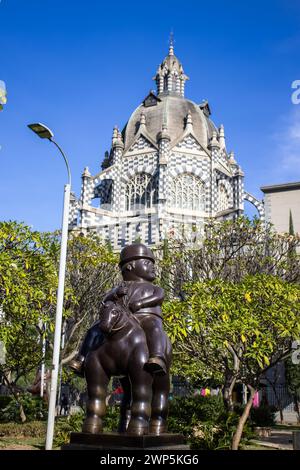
[69,44,264,248]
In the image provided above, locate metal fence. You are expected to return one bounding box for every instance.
[264,385,295,412]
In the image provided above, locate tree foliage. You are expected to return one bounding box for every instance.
[162,217,300,448]
[158,217,300,299]
[0,223,119,389]
[164,275,300,448]
[165,275,300,380]
[61,232,119,363]
[0,221,59,385]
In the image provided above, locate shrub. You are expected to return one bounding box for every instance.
[54,411,85,448]
[168,395,253,449]
[170,394,225,419]
[0,395,13,410]
[250,404,276,427]
[0,394,48,423]
[0,421,46,437]
[54,406,120,447]
[191,422,223,450]
[104,405,119,432]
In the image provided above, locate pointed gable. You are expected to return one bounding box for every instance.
[174,133,202,152]
[127,134,156,153]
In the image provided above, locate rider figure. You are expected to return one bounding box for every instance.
[69,243,168,376]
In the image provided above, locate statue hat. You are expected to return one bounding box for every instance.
[119,243,155,267]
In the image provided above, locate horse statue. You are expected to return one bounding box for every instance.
[82,299,172,436]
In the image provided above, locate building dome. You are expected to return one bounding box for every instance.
[123,94,218,150]
[122,42,218,151]
[70,40,256,251]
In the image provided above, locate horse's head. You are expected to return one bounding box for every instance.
[99,300,129,335]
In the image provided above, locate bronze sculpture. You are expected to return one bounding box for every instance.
[71,243,172,436]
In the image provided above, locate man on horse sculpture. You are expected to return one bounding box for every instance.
[69,243,168,377]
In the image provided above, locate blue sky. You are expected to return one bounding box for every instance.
[1,0,300,231]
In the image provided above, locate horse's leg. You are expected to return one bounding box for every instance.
[126,361,153,435]
[150,340,172,434]
[82,352,109,434]
[149,354,172,434]
[118,376,132,433]
[149,372,170,434]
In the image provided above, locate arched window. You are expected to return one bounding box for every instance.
[163,76,168,91]
[169,173,205,211]
[171,73,177,92]
[218,183,230,211]
[125,173,157,211]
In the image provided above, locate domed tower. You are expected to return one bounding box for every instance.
[71,43,262,247]
[154,37,189,97]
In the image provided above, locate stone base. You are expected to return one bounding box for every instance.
[62,432,189,450]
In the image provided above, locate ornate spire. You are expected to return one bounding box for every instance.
[112,125,118,145]
[153,39,189,97]
[116,130,124,149]
[112,126,124,149]
[228,151,236,164]
[208,131,220,150]
[139,112,146,129]
[82,166,91,177]
[185,112,193,132]
[219,124,226,149]
[158,122,170,141]
[169,31,174,56]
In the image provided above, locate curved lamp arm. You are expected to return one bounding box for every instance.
[49,138,71,187]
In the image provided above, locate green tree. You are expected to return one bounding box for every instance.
[61,232,119,364]
[0,79,7,111]
[157,217,300,299]
[164,274,300,449]
[289,210,295,236]
[0,221,59,419]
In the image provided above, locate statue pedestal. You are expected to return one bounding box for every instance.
[62,432,189,450]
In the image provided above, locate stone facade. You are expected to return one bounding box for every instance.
[70,43,264,248]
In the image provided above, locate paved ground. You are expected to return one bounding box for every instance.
[276,412,299,424]
[251,430,293,450]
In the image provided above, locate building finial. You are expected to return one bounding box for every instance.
[117,130,123,142]
[112,125,118,139]
[219,124,226,149]
[228,151,236,164]
[154,33,188,96]
[158,122,170,141]
[113,127,124,149]
[82,166,91,177]
[186,112,193,131]
[208,131,220,150]
[140,112,146,128]
[169,31,174,56]
[112,126,118,144]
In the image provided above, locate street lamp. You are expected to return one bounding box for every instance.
[28,123,71,450]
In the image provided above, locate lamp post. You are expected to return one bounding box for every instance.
[39,319,46,399]
[28,123,71,450]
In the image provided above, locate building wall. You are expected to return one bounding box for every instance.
[262,184,300,234]
[73,140,245,248]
